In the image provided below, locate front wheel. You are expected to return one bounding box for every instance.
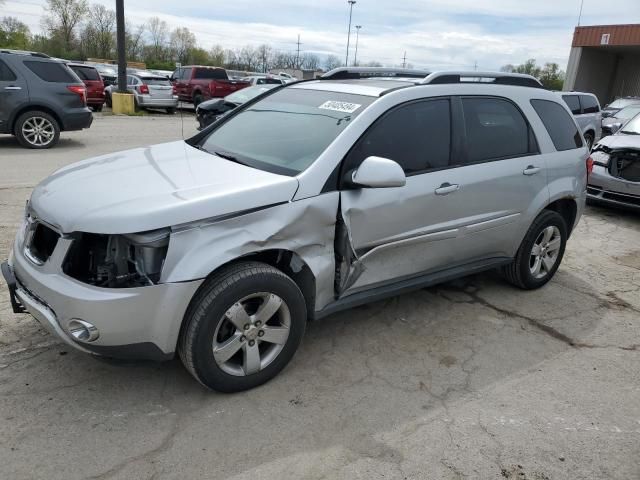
[179,262,307,392]
[502,210,568,289]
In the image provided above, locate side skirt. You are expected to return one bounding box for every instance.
[314,256,512,320]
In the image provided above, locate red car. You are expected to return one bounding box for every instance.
[171,66,250,107]
[67,63,106,112]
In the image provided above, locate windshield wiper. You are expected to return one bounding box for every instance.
[214,150,251,166]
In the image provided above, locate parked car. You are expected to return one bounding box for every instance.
[241,75,286,86]
[91,64,116,87]
[196,84,280,129]
[171,66,251,106]
[0,49,92,149]
[561,92,601,149]
[149,69,173,79]
[601,96,640,118]
[588,112,640,210]
[104,73,178,113]
[277,72,298,83]
[2,68,589,392]
[66,63,105,112]
[601,105,640,136]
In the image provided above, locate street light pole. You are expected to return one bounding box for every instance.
[345,0,356,67]
[115,0,126,93]
[353,25,361,66]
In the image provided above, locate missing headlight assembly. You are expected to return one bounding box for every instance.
[63,228,170,288]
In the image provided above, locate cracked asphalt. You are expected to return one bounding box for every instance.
[1,115,639,480]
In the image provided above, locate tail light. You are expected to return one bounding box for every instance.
[172,85,177,95]
[138,84,149,94]
[586,156,594,179]
[67,85,87,105]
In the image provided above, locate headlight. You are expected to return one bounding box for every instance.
[591,149,610,167]
[63,228,170,288]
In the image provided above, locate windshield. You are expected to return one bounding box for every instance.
[615,106,640,120]
[608,98,640,110]
[225,85,279,104]
[139,77,171,86]
[619,114,640,135]
[198,88,375,175]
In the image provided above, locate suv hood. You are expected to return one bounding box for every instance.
[597,133,640,150]
[30,141,299,234]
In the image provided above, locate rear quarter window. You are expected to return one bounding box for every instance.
[580,95,600,114]
[0,59,17,81]
[70,66,100,81]
[531,99,583,151]
[24,61,78,83]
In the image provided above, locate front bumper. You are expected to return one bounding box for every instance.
[3,236,203,360]
[587,165,640,210]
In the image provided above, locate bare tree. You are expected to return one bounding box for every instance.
[300,52,320,70]
[324,54,341,71]
[42,0,88,53]
[81,4,115,59]
[170,27,196,64]
[239,46,259,71]
[147,17,168,61]
[209,45,225,66]
[126,22,145,61]
[256,44,272,73]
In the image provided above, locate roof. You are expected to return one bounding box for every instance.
[292,80,414,97]
[572,24,640,47]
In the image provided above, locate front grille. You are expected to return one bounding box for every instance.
[587,185,603,195]
[601,190,640,207]
[25,222,59,264]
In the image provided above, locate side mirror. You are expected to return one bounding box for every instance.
[350,156,406,188]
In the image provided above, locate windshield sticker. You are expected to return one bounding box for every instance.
[318,101,362,114]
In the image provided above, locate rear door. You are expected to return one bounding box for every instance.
[0,58,28,133]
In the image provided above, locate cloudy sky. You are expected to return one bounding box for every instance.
[5,0,640,70]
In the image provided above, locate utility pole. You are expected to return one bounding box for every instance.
[353,25,362,66]
[402,51,407,69]
[296,34,302,69]
[345,0,356,67]
[577,0,585,26]
[115,0,126,93]
[474,60,478,71]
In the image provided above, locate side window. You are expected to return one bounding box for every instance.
[347,98,451,175]
[580,95,600,114]
[126,75,137,86]
[531,99,583,151]
[562,95,582,115]
[461,97,534,164]
[24,61,77,82]
[0,59,17,81]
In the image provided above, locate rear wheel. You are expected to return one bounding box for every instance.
[14,111,60,149]
[166,107,176,114]
[179,262,307,392]
[502,210,567,289]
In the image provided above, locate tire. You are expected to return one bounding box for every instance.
[14,111,60,149]
[193,93,203,108]
[179,261,307,392]
[502,210,568,290]
[166,107,176,114]
[584,132,594,151]
[93,104,103,112]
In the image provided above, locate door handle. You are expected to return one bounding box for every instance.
[4,86,22,90]
[434,183,460,195]
[523,165,541,176]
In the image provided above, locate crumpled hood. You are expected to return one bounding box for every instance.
[30,141,299,234]
[597,133,640,150]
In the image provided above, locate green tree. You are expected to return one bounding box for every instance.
[0,17,31,49]
[42,0,88,56]
[501,59,564,90]
[169,27,195,64]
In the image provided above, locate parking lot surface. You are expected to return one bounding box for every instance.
[0,115,638,480]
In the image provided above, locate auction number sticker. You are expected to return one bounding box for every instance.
[318,101,362,113]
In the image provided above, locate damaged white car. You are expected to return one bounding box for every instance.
[2,68,589,392]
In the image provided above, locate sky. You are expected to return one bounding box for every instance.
[4,0,640,70]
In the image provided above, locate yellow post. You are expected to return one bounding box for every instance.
[111,93,135,115]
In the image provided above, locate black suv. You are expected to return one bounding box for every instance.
[0,50,93,149]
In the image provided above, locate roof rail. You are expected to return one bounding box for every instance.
[422,71,543,88]
[321,67,432,80]
[0,49,50,58]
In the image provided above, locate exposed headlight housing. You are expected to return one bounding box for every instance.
[63,228,170,288]
[591,145,611,167]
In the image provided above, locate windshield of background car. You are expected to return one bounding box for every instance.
[198,88,375,175]
[619,114,640,135]
[140,77,172,86]
[225,85,279,104]
[616,106,640,120]
[608,99,640,110]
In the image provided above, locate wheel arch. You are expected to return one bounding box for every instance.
[544,197,578,235]
[10,105,63,133]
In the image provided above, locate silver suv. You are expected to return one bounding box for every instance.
[2,68,590,392]
[560,92,602,149]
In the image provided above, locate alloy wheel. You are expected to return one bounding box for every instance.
[529,226,562,279]
[212,292,291,376]
[21,117,56,147]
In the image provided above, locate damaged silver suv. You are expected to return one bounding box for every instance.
[2,68,590,392]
